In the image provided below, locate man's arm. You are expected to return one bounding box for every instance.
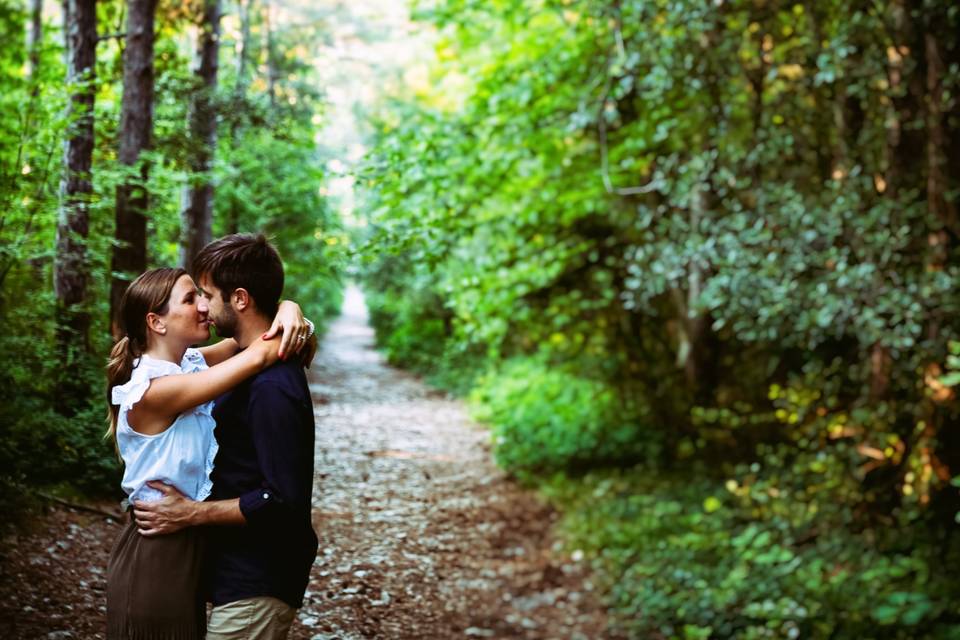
[237,378,313,527]
[134,376,311,535]
[133,481,245,536]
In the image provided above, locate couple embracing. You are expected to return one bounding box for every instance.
[104,234,319,639]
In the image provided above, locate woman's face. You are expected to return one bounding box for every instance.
[159,274,211,344]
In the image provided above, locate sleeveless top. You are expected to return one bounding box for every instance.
[111,348,219,503]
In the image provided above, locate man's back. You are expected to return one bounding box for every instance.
[208,359,318,609]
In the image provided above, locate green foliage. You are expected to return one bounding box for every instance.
[0,293,118,504]
[361,0,960,636]
[368,288,448,373]
[360,246,485,392]
[215,123,346,328]
[470,358,657,473]
[547,470,960,639]
[363,252,446,367]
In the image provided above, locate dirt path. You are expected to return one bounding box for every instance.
[0,286,616,639]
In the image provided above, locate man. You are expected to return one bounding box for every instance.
[134,234,318,639]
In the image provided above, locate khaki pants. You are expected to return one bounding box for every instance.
[206,596,296,640]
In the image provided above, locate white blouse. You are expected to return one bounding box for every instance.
[111,348,219,503]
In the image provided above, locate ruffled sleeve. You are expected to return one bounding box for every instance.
[110,356,182,415]
[111,367,150,414]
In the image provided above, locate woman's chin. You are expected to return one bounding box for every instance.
[196,327,211,342]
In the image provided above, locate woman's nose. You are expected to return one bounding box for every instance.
[197,297,209,313]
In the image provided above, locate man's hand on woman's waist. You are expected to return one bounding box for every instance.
[134,480,244,536]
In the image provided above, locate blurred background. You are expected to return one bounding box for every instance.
[2,0,960,637]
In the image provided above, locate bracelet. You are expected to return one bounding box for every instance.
[304,318,315,339]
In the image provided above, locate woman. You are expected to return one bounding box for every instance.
[104,267,312,639]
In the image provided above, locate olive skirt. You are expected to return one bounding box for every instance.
[106,515,206,639]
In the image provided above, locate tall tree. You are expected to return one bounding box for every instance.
[54,0,96,384]
[26,0,44,94]
[224,0,253,235]
[235,0,252,95]
[179,0,221,267]
[110,0,157,326]
[264,0,276,106]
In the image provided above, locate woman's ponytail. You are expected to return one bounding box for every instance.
[105,335,139,456]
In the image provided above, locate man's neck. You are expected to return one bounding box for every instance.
[233,314,272,349]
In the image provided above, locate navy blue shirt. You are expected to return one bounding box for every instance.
[205,359,318,608]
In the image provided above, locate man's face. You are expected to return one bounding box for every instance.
[197,275,238,339]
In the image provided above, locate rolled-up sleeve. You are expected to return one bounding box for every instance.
[238,379,311,527]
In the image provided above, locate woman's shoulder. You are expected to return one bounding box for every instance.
[111,354,191,410]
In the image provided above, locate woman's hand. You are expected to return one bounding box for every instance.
[249,334,283,367]
[262,300,310,359]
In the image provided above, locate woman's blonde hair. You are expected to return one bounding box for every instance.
[105,268,188,454]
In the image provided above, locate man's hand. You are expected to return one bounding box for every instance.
[133,481,198,537]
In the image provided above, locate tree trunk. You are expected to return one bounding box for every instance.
[235,0,252,95]
[26,0,44,93]
[110,0,158,329]
[55,0,96,413]
[179,0,221,269]
[264,0,276,106]
[56,0,95,331]
[224,0,253,236]
[885,0,926,200]
[924,28,958,237]
[673,183,714,400]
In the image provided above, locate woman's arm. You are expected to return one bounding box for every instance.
[197,299,307,365]
[126,338,281,435]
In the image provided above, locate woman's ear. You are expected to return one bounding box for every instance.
[146,312,167,336]
[232,288,251,311]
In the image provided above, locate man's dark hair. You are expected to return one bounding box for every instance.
[192,233,284,318]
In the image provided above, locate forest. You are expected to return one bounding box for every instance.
[2,0,960,638]
[359,0,960,638]
[0,0,344,499]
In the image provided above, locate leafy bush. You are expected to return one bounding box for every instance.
[366,287,448,372]
[470,358,658,473]
[0,307,119,505]
[546,470,960,640]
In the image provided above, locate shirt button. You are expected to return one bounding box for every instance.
[262,493,269,499]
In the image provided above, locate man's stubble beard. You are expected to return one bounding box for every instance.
[212,303,238,339]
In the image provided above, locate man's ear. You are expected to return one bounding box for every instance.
[232,288,252,312]
[146,312,167,336]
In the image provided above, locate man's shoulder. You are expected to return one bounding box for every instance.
[251,361,308,394]
[248,362,312,422]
